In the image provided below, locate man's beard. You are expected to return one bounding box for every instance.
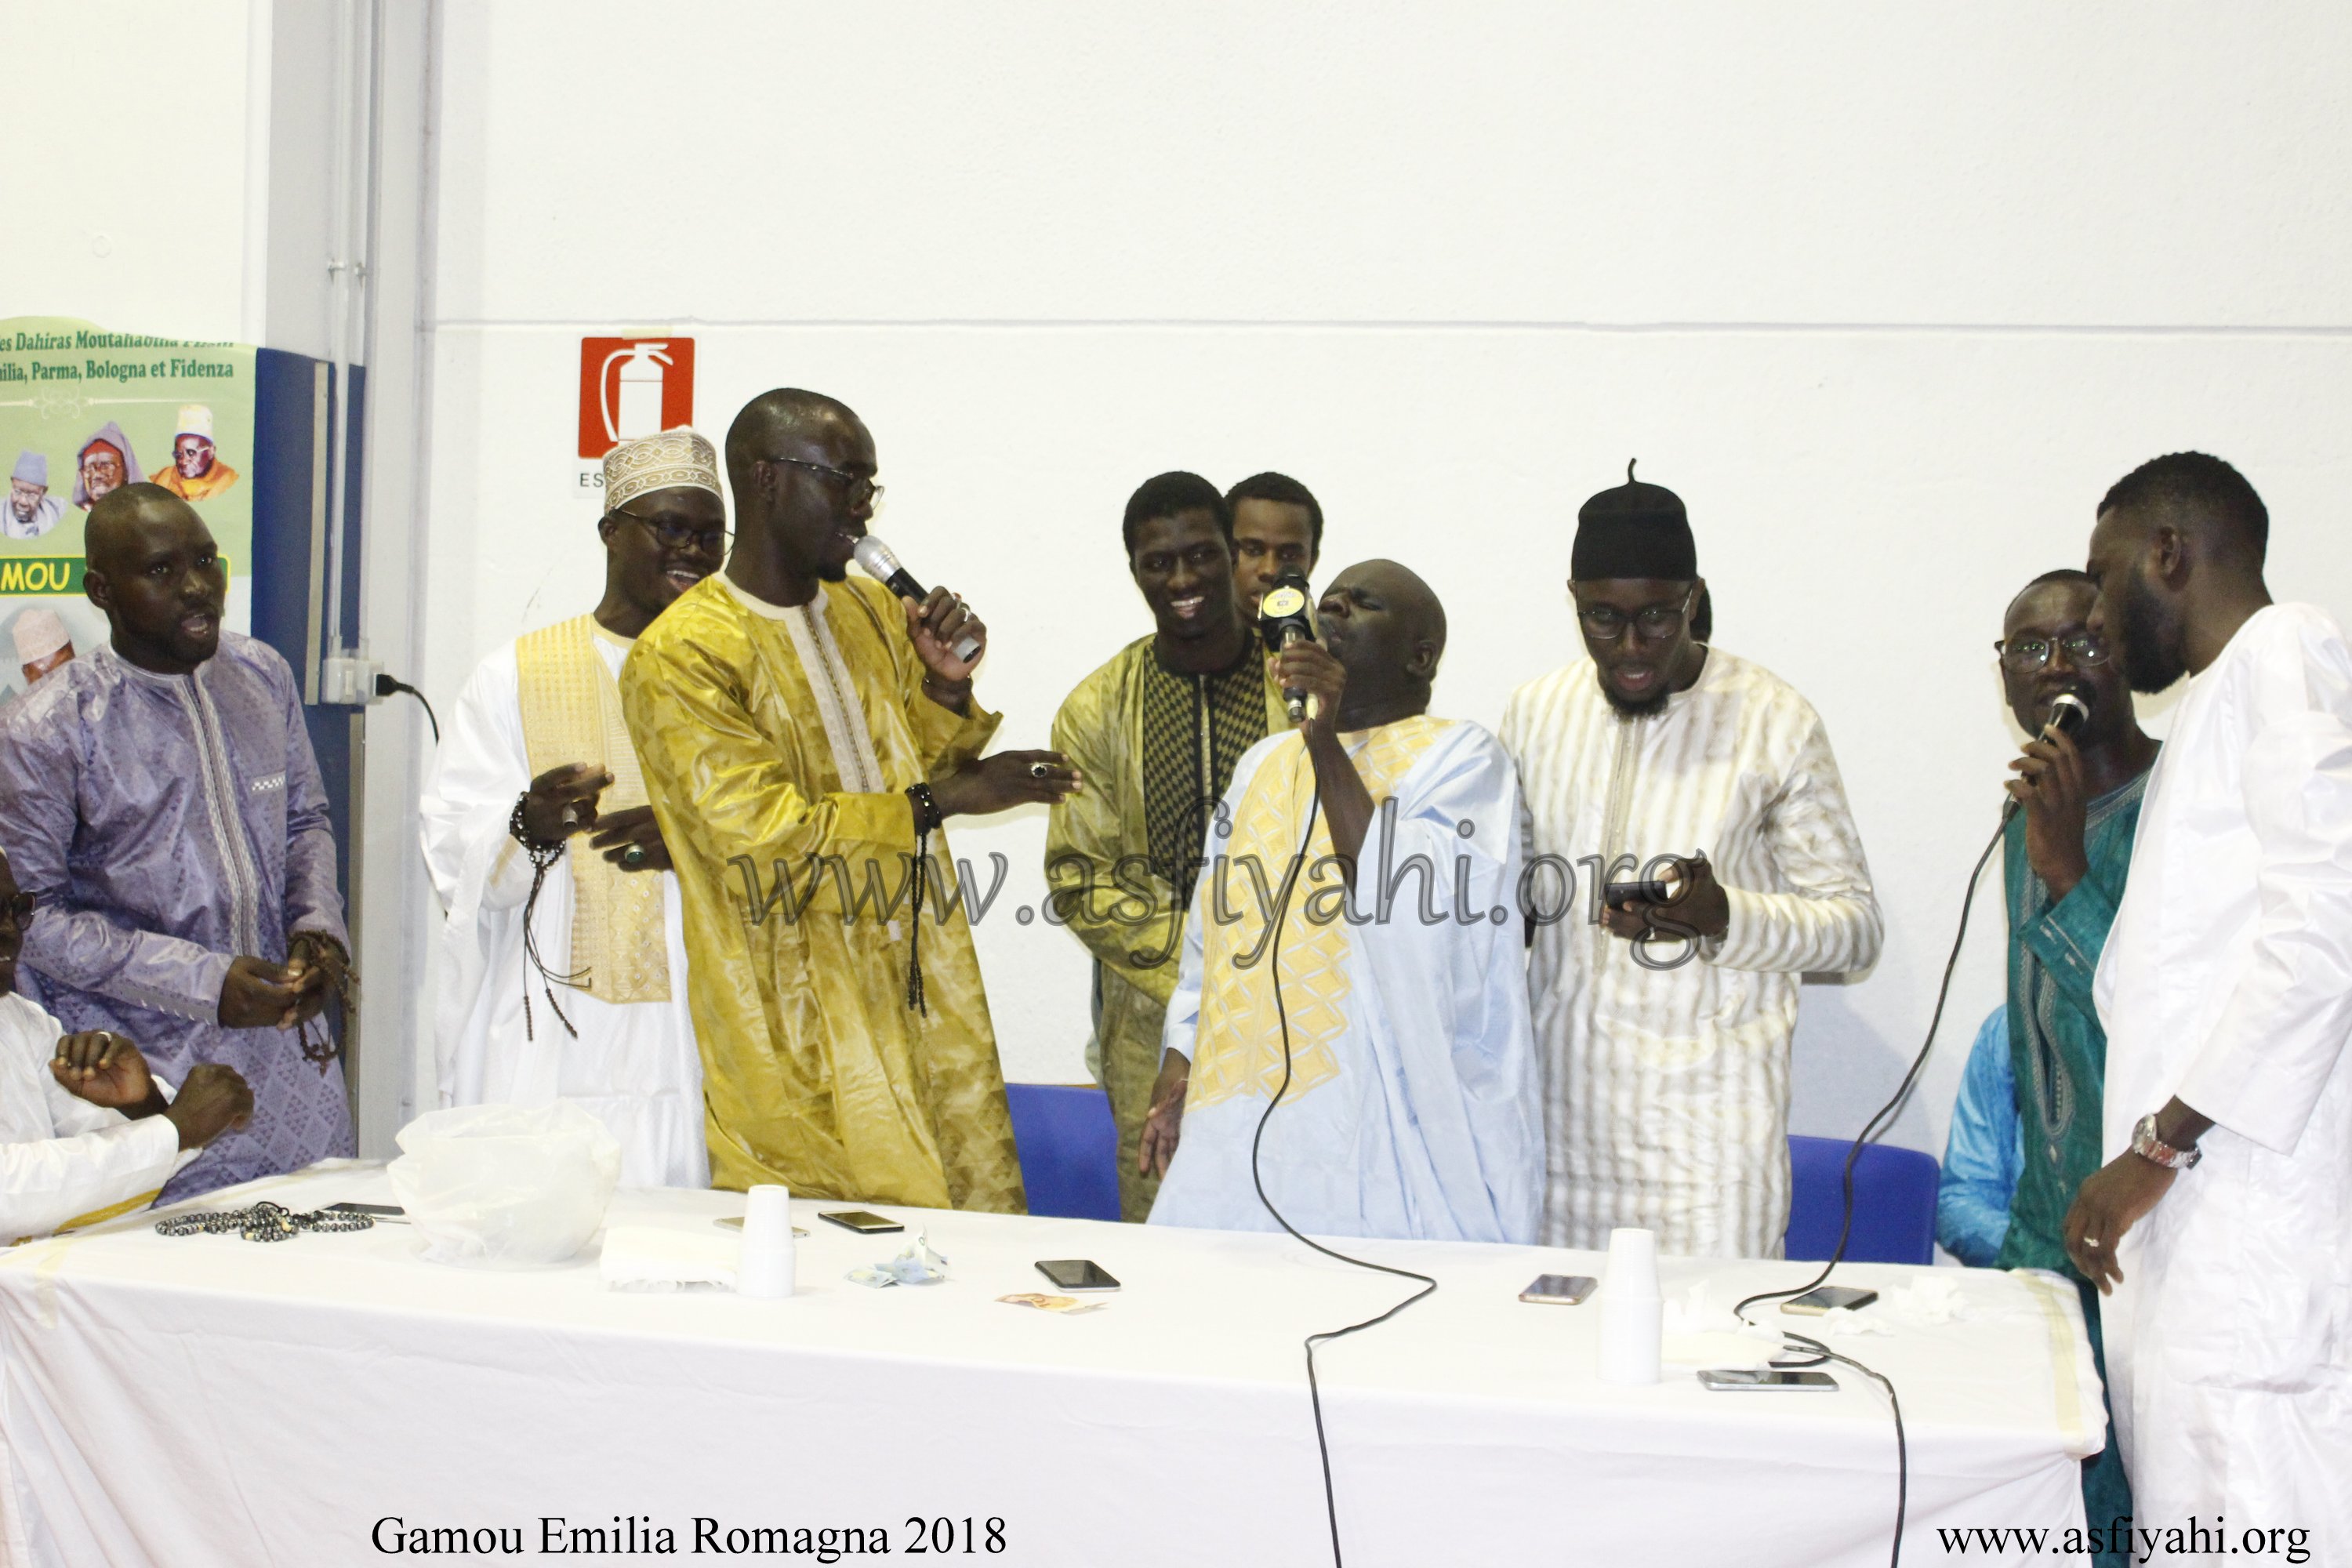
[815,559,849,583]
[2114,571,2187,693]
[1597,670,1672,717]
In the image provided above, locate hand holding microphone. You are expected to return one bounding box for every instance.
[2004,691,2092,898]
[1257,574,1322,725]
[854,535,985,673]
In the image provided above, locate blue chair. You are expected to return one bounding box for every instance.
[1004,1083,1121,1222]
[1784,1134,1940,1265]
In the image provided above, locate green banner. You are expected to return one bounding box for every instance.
[0,316,256,701]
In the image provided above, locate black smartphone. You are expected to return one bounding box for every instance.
[1698,1368,1839,1392]
[1781,1285,1880,1316]
[324,1202,406,1223]
[818,1210,905,1235]
[1034,1258,1120,1292]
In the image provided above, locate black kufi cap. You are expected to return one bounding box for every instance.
[1572,459,1697,581]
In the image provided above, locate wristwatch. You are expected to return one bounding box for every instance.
[2131,1112,2202,1171]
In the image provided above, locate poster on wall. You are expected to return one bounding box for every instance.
[0,316,256,703]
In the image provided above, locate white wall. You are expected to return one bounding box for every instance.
[0,2,255,339]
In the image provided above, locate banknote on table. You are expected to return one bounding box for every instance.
[997,1292,1109,1315]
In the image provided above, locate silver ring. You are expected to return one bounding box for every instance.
[561,805,581,828]
[1029,761,1051,779]
[622,844,647,868]
[2081,1236,2101,1247]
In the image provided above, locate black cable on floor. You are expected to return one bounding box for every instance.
[1249,793,1437,1568]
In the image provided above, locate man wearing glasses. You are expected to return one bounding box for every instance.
[419,428,724,1187]
[622,389,1075,1211]
[1991,567,2155,1558]
[1499,464,1881,1257]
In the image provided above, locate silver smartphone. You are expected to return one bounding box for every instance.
[1781,1285,1879,1316]
[1035,1258,1120,1292]
[1519,1272,1598,1305]
[1698,1368,1838,1392]
[818,1210,904,1235]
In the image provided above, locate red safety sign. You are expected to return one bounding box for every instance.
[577,336,696,459]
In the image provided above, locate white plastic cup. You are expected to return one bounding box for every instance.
[1597,1226,1662,1385]
[736,1183,796,1298]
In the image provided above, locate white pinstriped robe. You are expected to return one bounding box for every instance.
[1501,649,1882,1257]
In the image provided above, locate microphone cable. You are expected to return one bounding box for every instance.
[1248,789,1438,1568]
[1730,810,2009,1568]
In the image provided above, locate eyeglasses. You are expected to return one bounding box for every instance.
[611,506,728,555]
[1994,633,2110,672]
[1574,590,1696,644]
[760,456,884,510]
[0,891,36,929]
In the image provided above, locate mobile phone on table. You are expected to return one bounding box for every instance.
[1780,1285,1879,1316]
[1698,1368,1838,1392]
[1034,1258,1120,1292]
[1519,1273,1597,1305]
[818,1210,905,1235]
[324,1202,406,1223]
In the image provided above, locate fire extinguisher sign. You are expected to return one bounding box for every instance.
[577,336,696,459]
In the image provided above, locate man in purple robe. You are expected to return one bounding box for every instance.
[0,485,350,1199]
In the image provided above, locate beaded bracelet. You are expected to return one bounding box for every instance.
[154,1200,375,1243]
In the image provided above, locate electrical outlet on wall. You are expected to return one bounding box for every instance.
[318,653,385,706]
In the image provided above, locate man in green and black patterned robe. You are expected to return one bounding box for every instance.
[1046,473,1288,1221]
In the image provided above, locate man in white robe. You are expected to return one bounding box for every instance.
[1142,561,1543,1243]
[2065,452,2351,1548]
[419,430,725,1187]
[0,849,253,1243]
[1501,466,1881,1257]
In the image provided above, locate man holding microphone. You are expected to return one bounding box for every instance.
[1994,567,2158,1559]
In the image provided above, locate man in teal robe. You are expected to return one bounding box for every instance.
[1994,568,2159,1561]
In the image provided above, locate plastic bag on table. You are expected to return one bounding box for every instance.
[386,1102,621,1267]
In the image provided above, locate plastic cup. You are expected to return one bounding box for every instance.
[736,1184,796,1298]
[1598,1226,1662,1385]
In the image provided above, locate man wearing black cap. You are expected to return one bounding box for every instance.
[1499,464,1882,1258]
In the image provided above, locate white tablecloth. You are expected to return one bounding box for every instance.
[0,1162,2101,1566]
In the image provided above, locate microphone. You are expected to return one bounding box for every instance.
[2002,691,2092,821]
[1256,573,1316,724]
[2043,691,2089,738]
[853,535,982,664]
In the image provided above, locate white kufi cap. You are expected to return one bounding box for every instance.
[604,426,720,513]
